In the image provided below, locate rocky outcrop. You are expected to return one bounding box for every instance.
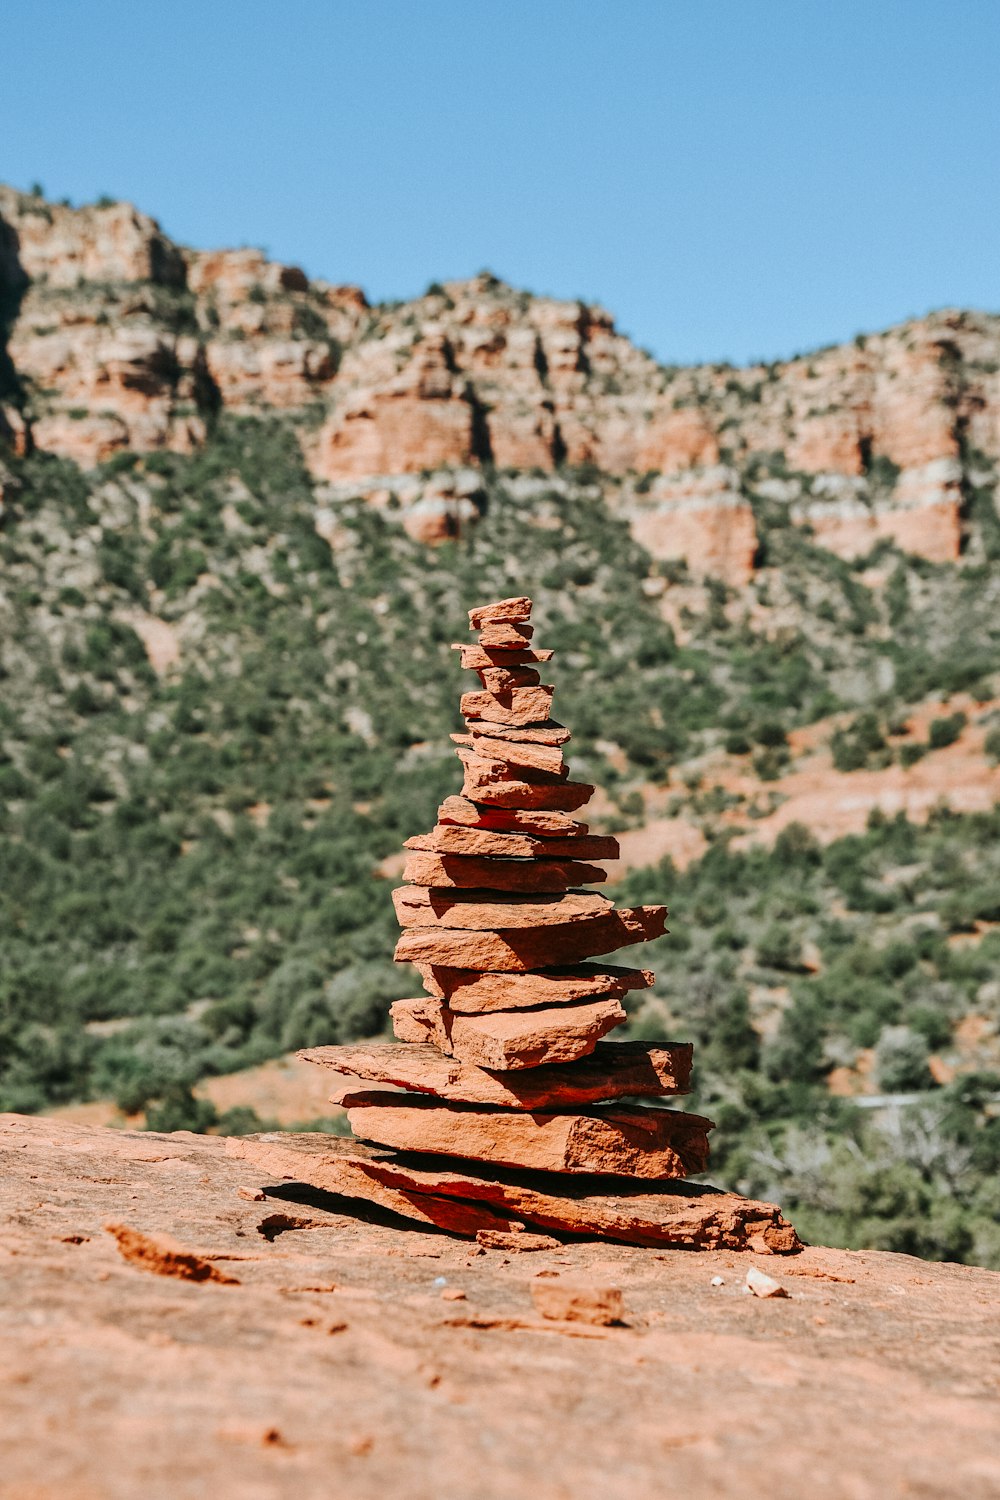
[3,184,999,576]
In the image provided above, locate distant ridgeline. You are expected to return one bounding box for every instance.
[3,183,1000,582]
[1,185,999,1269]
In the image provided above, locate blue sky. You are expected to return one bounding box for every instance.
[3,1,998,366]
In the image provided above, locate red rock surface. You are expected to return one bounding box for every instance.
[4,1114,997,1500]
[437,794,593,835]
[340,1093,713,1178]
[300,1040,691,1105]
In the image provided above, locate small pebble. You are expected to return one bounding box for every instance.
[710,1275,725,1287]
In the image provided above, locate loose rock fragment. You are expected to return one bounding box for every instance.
[394,906,667,972]
[745,1265,790,1298]
[530,1280,625,1326]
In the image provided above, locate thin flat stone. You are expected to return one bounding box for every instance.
[402,852,606,893]
[418,963,653,1010]
[477,622,534,649]
[461,687,554,727]
[393,905,668,971]
[228,1134,802,1252]
[468,597,533,627]
[341,1093,713,1179]
[462,720,572,746]
[224,1136,514,1234]
[438,795,589,835]
[406,826,620,861]
[452,645,555,668]
[390,994,625,1069]
[462,761,594,812]
[299,1040,692,1106]
[454,734,567,778]
[392,886,612,931]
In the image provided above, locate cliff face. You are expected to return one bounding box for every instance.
[3,184,999,583]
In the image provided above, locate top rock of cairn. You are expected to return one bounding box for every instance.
[236,598,799,1252]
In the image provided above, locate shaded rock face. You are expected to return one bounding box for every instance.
[3,184,998,575]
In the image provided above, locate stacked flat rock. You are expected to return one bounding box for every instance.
[231,597,799,1254]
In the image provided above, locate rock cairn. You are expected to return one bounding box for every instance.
[231,598,799,1253]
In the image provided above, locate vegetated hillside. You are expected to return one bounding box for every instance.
[2,416,1000,1262]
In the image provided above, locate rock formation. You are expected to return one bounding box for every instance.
[235,596,799,1251]
[4,184,1000,581]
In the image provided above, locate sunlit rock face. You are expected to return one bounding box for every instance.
[3,183,999,577]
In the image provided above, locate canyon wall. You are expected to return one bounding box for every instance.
[3,184,999,583]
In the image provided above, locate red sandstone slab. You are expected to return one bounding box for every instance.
[462,764,594,812]
[390,994,625,1069]
[477,622,534,649]
[225,1135,516,1235]
[438,795,589,835]
[462,720,572,746]
[341,1093,712,1179]
[392,886,612,931]
[406,825,620,861]
[454,734,567,777]
[393,906,667,971]
[227,1134,800,1251]
[418,963,653,1010]
[468,597,533,627]
[299,1040,692,1106]
[477,666,541,692]
[461,687,554,727]
[452,645,554,668]
[224,1134,797,1254]
[402,852,606,893]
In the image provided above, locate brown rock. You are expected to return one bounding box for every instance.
[392,886,612,931]
[530,1280,624,1326]
[394,905,667,971]
[420,963,653,1010]
[402,852,606,892]
[460,719,572,746]
[476,666,541,692]
[468,597,533,627]
[438,794,588,834]
[461,687,554,726]
[300,1039,692,1107]
[407,824,619,861]
[452,644,555,668]
[226,1130,800,1252]
[476,622,534,649]
[341,1093,713,1178]
[476,1228,559,1251]
[457,733,566,777]
[389,994,626,1068]
[461,761,594,811]
[225,1135,518,1236]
